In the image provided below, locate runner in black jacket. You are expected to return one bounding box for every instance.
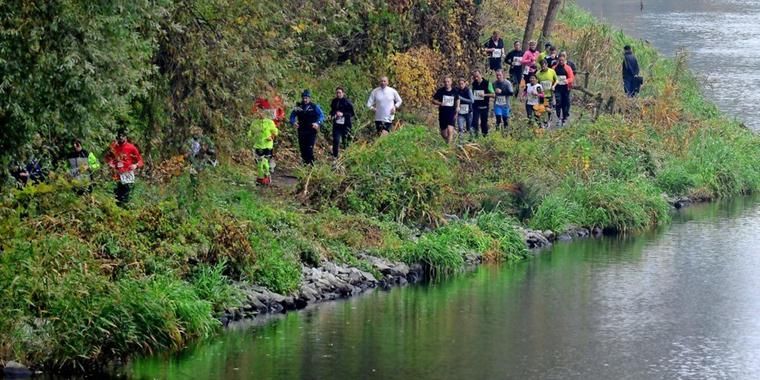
[329,87,355,158]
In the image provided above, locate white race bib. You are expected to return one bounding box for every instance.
[335,116,345,125]
[442,95,455,107]
[119,170,135,184]
[492,49,502,58]
[473,90,485,101]
[512,56,522,66]
[523,66,530,75]
[558,75,568,85]
[541,80,553,91]
[495,96,507,106]
[458,104,470,114]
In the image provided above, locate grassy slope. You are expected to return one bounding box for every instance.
[2,0,759,372]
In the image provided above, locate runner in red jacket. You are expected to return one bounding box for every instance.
[105,128,144,207]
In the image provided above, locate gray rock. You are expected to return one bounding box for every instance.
[299,285,320,302]
[3,361,32,378]
[557,233,572,241]
[390,262,410,277]
[542,230,556,241]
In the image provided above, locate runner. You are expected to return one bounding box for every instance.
[524,75,544,124]
[68,138,100,181]
[492,70,514,132]
[622,45,641,97]
[432,77,459,144]
[505,41,524,89]
[471,70,495,137]
[367,76,402,136]
[249,98,279,185]
[329,87,355,158]
[553,53,575,127]
[484,31,505,73]
[456,78,474,139]
[560,50,578,73]
[105,128,144,207]
[536,60,558,112]
[521,41,540,84]
[538,42,553,64]
[290,90,325,165]
[544,46,559,67]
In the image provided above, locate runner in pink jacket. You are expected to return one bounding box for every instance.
[521,41,541,83]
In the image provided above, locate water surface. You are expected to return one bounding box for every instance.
[576,0,760,131]
[126,197,760,379]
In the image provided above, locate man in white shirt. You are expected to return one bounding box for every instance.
[367,76,403,136]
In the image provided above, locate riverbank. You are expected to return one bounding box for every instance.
[2,0,760,376]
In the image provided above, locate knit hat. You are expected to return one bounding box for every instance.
[301,89,312,98]
[255,97,271,110]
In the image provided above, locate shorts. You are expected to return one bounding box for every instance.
[489,58,503,71]
[493,104,511,117]
[375,121,392,133]
[438,112,455,130]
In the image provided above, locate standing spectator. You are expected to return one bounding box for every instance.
[105,128,144,207]
[471,70,494,137]
[185,126,217,189]
[456,78,474,139]
[506,41,525,89]
[290,89,325,165]
[492,70,514,132]
[367,76,403,136]
[554,53,575,126]
[329,87,356,158]
[484,31,505,73]
[432,76,459,144]
[623,45,642,97]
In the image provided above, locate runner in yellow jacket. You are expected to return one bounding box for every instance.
[248,98,279,185]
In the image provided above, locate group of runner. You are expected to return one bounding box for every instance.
[9,34,642,193]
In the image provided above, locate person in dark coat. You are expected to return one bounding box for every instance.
[329,87,356,158]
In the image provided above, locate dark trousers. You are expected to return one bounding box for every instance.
[298,127,318,165]
[473,106,489,136]
[526,103,538,122]
[624,77,640,97]
[115,182,132,207]
[332,124,351,158]
[510,71,522,88]
[555,87,571,122]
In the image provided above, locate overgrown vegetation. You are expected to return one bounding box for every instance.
[1,0,759,374]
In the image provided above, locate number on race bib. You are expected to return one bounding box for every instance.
[458,104,470,114]
[335,116,345,125]
[541,80,553,91]
[442,95,455,107]
[512,57,522,66]
[523,66,530,75]
[474,90,485,100]
[119,171,135,184]
[558,75,568,85]
[495,96,507,106]
[492,49,502,58]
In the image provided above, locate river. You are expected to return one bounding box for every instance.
[123,197,760,379]
[575,0,760,131]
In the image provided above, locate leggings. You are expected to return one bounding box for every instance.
[332,124,351,158]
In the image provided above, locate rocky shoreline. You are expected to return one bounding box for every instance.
[219,194,702,327]
[221,226,564,326]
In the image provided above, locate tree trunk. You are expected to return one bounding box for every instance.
[539,0,561,48]
[522,0,542,49]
